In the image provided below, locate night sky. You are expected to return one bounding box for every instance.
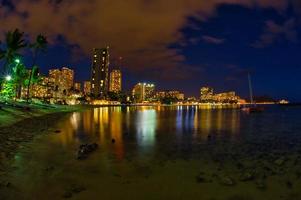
[1,0,301,101]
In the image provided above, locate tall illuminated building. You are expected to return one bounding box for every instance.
[84,81,91,95]
[132,82,155,103]
[109,69,122,93]
[91,47,110,99]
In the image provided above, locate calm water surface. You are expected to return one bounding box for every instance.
[2,106,301,200]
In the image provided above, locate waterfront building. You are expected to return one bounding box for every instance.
[200,87,214,103]
[21,76,52,99]
[84,81,91,95]
[49,67,74,97]
[91,47,110,99]
[214,91,239,103]
[74,82,81,92]
[168,90,185,100]
[156,90,185,101]
[132,83,155,103]
[109,69,122,93]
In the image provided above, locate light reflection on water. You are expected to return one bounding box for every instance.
[55,106,241,156]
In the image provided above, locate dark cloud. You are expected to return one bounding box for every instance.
[202,35,225,45]
[0,0,292,80]
[252,18,298,48]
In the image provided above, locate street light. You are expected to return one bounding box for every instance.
[15,58,20,64]
[5,75,12,81]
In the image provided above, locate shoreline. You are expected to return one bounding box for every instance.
[0,105,91,171]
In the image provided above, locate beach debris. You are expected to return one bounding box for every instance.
[77,143,98,160]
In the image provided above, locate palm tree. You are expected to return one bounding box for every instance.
[0,29,27,74]
[26,34,47,102]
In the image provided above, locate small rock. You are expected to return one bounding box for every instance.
[77,143,98,160]
[274,158,286,166]
[219,175,235,186]
[196,172,212,183]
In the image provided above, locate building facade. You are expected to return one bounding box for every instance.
[74,82,81,92]
[200,87,214,103]
[84,81,91,95]
[109,69,122,93]
[91,47,110,99]
[49,67,74,97]
[132,83,155,103]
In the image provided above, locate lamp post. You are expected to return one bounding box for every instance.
[5,75,12,81]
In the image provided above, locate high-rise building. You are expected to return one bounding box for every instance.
[61,67,74,90]
[84,81,91,95]
[109,69,122,93]
[91,47,110,99]
[200,87,214,103]
[132,83,155,103]
[74,82,81,92]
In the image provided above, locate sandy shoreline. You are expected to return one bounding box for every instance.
[0,105,90,170]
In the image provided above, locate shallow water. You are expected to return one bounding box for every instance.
[2,105,301,200]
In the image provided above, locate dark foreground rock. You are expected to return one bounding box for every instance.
[77,143,98,160]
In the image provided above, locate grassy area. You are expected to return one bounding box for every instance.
[0,101,87,128]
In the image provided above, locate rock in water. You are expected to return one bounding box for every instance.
[77,143,98,160]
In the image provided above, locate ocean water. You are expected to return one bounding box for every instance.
[2,105,301,200]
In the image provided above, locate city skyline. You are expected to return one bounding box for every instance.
[1,1,301,101]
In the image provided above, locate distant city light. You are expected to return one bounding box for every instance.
[5,75,12,81]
